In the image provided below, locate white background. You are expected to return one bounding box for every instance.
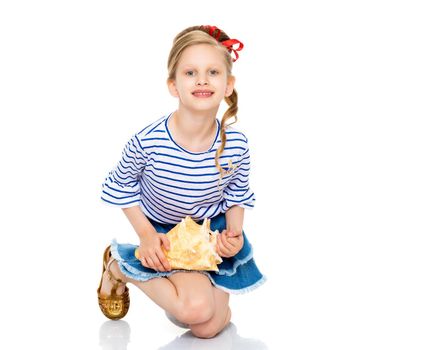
[1,0,437,349]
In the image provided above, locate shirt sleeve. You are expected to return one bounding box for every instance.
[222,143,256,211]
[101,134,147,208]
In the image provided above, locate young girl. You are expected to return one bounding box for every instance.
[97,25,266,339]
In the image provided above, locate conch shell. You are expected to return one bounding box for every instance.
[135,216,223,271]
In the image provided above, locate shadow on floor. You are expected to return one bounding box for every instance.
[99,320,268,350]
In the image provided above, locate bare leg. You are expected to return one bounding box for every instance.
[101,261,216,322]
[166,272,216,324]
[100,260,183,316]
[189,286,232,339]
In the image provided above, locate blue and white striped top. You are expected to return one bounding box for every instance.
[101,112,255,224]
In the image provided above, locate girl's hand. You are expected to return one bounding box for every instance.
[137,231,171,272]
[216,229,243,258]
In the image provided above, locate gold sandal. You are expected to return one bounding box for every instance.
[97,246,130,320]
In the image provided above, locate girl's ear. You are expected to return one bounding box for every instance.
[167,78,179,98]
[225,75,236,97]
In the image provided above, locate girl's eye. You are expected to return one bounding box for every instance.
[209,70,218,75]
[186,71,195,76]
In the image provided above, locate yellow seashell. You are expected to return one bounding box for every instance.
[133,216,222,271]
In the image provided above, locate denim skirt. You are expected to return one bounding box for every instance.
[110,213,266,294]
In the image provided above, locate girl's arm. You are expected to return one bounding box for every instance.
[122,206,171,271]
[122,206,157,239]
[225,205,244,235]
[217,205,245,258]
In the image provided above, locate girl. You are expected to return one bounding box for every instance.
[97,25,266,339]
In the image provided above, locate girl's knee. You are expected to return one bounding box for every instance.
[190,319,227,339]
[190,307,231,339]
[176,297,215,325]
[191,325,219,339]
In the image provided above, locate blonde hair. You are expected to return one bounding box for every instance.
[167,25,239,178]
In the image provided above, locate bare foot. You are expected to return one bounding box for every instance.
[99,259,127,296]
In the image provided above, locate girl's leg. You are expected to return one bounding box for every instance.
[166,272,216,325]
[188,286,232,339]
[157,273,232,337]
[101,261,218,325]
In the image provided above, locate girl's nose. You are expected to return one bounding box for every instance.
[196,75,208,86]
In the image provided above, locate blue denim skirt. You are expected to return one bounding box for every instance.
[110,213,266,294]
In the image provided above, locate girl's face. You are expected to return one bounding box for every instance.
[168,44,235,113]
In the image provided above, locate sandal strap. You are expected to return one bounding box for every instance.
[106,258,125,284]
[101,247,126,298]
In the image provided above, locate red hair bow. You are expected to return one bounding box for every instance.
[203,25,244,62]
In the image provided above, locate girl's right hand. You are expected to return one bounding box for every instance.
[137,231,171,272]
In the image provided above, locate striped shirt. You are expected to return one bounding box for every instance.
[101,112,255,224]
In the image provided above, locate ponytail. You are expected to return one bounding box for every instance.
[214,89,238,180]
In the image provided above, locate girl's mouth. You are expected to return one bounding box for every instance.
[192,90,214,98]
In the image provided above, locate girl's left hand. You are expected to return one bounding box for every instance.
[216,230,243,258]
